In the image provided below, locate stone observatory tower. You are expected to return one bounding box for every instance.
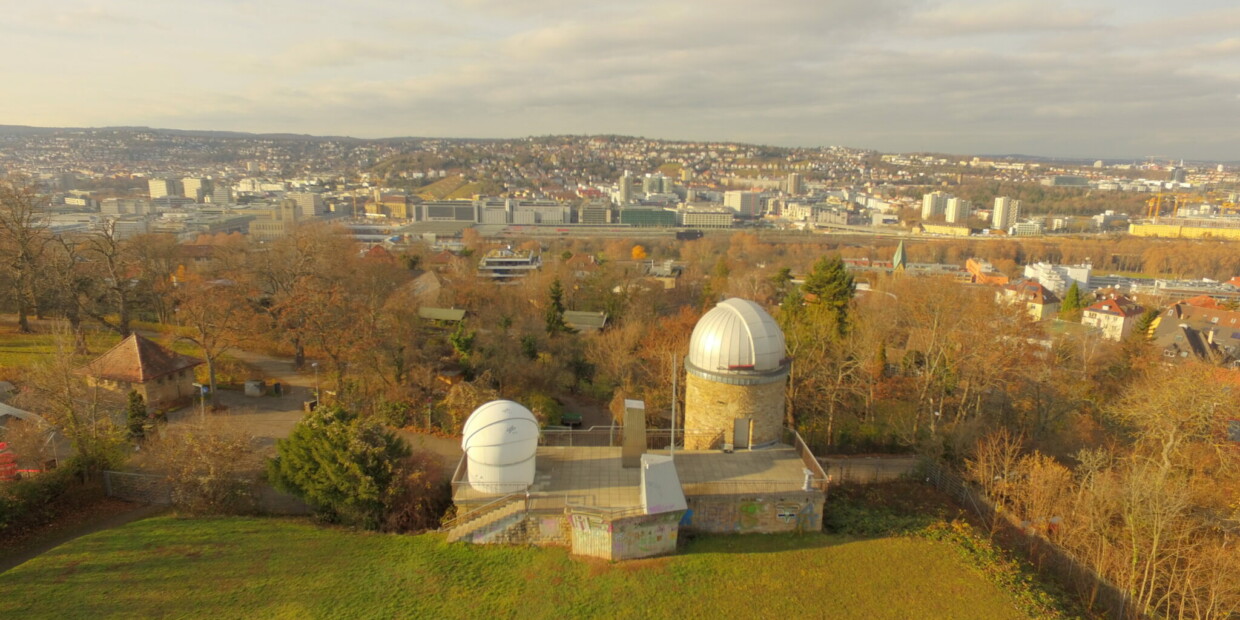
[683,298,790,450]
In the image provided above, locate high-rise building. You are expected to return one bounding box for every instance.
[148,178,180,200]
[945,197,971,224]
[993,196,1020,230]
[642,174,669,195]
[617,172,633,205]
[724,191,761,217]
[786,172,804,195]
[210,184,233,205]
[182,178,211,202]
[287,192,327,217]
[921,191,950,219]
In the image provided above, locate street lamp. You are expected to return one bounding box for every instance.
[311,362,320,402]
[191,382,206,424]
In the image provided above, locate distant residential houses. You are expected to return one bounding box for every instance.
[1151,298,1240,368]
[1081,295,1145,341]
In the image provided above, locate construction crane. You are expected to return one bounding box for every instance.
[1144,192,1216,220]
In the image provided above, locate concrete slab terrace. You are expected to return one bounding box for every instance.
[453,444,815,510]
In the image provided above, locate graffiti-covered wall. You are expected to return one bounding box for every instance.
[569,510,684,561]
[681,492,823,534]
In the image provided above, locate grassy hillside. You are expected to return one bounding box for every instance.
[0,517,1036,619]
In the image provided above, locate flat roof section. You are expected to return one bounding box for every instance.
[453,444,819,510]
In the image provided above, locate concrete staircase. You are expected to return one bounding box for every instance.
[446,499,527,543]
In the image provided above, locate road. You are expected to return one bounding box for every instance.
[169,347,465,469]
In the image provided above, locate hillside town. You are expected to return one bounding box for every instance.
[1,128,1238,619]
[4,127,1239,245]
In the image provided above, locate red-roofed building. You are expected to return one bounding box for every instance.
[363,245,397,264]
[1081,295,1144,341]
[1182,295,1223,310]
[77,334,202,409]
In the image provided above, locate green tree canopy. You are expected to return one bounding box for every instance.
[1059,282,1084,320]
[545,278,573,336]
[801,255,855,334]
[268,404,411,529]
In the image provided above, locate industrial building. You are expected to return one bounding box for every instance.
[444,298,827,560]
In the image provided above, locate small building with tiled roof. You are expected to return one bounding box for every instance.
[998,279,1061,321]
[1081,295,1144,341]
[76,334,203,409]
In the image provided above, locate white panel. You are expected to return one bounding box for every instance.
[640,454,687,514]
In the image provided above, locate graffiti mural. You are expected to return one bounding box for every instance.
[775,502,801,524]
[738,499,764,530]
[795,501,820,532]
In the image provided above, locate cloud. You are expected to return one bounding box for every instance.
[909,1,1102,35]
[2,0,1239,159]
[272,40,410,71]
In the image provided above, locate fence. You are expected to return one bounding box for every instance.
[538,426,722,450]
[104,470,172,505]
[102,470,311,516]
[820,456,918,484]
[923,462,1137,620]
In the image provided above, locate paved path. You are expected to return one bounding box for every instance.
[0,503,166,574]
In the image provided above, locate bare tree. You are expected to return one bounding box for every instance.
[80,220,140,337]
[172,274,256,407]
[15,326,127,477]
[0,176,51,332]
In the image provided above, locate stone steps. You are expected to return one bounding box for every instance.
[447,500,526,543]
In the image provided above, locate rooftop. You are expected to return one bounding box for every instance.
[76,334,202,384]
[453,438,823,510]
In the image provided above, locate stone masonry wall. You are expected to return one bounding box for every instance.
[683,492,824,534]
[684,374,785,449]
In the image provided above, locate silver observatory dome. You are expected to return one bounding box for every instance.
[686,298,787,378]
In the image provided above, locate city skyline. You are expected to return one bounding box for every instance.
[3,1,1238,160]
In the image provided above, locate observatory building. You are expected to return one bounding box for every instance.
[445,298,825,561]
[684,298,790,450]
[461,401,540,495]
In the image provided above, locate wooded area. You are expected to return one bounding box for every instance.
[2,175,1238,616]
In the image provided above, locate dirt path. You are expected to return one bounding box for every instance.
[0,502,166,574]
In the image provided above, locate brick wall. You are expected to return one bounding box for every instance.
[568,510,682,561]
[683,492,824,534]
[684,375,785,449]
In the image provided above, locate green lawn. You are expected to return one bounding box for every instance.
[0,517,1034,619]
[0,329,118,370]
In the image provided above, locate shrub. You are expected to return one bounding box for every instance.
[0,467,76,533]
[145,422,260,516]
[268,404,411,529]
[525,392,563,427]
[382,451,452,533]
[376,400,412,429]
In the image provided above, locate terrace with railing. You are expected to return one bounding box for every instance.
[450,426,828,512]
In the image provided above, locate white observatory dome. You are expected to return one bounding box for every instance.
[461,400,540,495]
[687,298,786,373]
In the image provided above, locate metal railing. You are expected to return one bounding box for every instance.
[682,479,823,496]
[564,502,647,520]
[784,427,830,491]
[538,426,723,449]
[439,492,526,532]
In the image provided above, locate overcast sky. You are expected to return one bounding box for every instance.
[2,1,1238,160]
